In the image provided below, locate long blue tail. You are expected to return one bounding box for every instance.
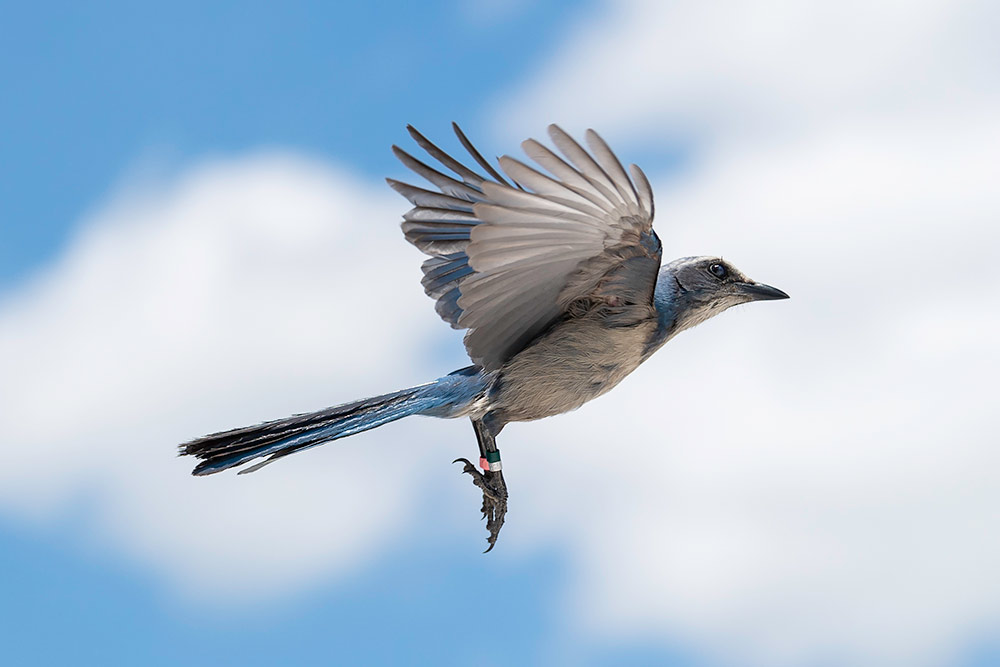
[181,369,483,476]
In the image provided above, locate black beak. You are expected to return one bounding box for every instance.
[739,282,790,301]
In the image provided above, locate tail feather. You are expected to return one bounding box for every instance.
[182,385,436,476]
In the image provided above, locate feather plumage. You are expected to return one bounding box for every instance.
[391,124,660,370]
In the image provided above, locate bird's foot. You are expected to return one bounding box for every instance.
[453,458,508,552]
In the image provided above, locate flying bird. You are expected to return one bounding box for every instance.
[180,124,789,550]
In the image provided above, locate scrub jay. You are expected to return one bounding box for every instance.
[181,124,789,550]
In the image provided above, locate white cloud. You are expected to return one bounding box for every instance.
[0,153,465,597]
[487,0,1000,664]
[495,0,1000,145]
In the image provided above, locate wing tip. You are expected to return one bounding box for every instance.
[385,177,410,196]
[406,124,433,146]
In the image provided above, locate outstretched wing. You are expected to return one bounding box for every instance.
[389,123,659,371]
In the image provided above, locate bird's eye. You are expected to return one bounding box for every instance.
[709,263,728,279]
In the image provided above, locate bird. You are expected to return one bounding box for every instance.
[179,123,789,550]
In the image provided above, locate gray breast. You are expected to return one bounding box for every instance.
[488,313,657,423]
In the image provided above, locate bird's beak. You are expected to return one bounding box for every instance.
[738,282,790,301]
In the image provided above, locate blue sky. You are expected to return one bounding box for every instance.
[2,2,998,666]
[0,0,584,284]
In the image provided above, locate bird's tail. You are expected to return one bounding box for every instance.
[180,370,481,476]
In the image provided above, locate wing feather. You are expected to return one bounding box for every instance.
[386,180,475,211]
[477,181,607,224]
[630,164,655,219]
[390,124,660,370]
[497,156,610,219]
[452,122,512,187]
[521,139,618,214]
[585,129,640,208]
[474,202,611,231]
[391,147,484,202]
[547,125,623,210]
[405,125,488,186]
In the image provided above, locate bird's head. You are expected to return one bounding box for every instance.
[664,256,789,331]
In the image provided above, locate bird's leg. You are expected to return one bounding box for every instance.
[453,417,508,552]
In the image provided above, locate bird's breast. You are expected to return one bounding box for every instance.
[488,314,657,423]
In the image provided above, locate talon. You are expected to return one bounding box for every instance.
[453,457,477,474]
[454,456,508,552]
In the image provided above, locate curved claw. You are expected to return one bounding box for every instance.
[452,457,508,553]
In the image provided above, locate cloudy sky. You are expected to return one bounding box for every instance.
[1,1,998,665]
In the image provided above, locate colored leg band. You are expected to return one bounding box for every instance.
[480,450,502,472]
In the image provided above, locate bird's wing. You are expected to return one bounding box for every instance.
[389,123,660,371]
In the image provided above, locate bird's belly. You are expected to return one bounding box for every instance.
[490,317,656,423]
